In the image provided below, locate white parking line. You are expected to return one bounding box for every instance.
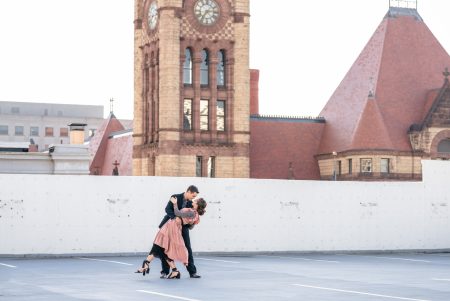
[292,284,431,301]
[137,290,201,301]
[259,255,340,263]
[77,257,133,266]
[432,278,450,281]
[0,262,17,268]
[196,258,240,264]
[370,256,431,263]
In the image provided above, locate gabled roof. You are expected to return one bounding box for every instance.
[415,79,450,130]
[318,7,450,154]
[101,130,133,176]
[421,88,441,122]
[88,113,125,174]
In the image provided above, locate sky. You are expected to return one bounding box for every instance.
[1,0,450,120]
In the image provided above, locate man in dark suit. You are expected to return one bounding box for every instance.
[158,185,201,278]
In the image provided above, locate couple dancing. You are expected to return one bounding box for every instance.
[135,185,207,279]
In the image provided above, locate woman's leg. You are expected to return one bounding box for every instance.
[135,252,155,274]
[166,259,181,279]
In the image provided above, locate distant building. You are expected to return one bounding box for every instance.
[0,137,91,175]
[0,101,133,175]
[0,101,105,152]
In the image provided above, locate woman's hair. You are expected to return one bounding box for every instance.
[195,198,207,216]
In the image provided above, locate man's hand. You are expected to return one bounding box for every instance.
[170,196,177,205]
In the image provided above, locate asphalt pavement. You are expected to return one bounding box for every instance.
[1,252,449,300]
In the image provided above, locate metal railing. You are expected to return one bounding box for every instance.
[389,0,417,9]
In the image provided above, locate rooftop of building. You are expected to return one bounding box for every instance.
[0,101,104,119]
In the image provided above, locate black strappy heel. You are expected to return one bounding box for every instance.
[135,259,150,276]
[167,268,180,279]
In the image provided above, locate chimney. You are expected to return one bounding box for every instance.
[28,138,38,152]
[68,123,87,144]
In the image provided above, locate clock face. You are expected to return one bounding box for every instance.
[148,1,158,30]
[194,0,220,25]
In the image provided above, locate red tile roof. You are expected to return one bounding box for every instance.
[101,132,133,176]
[319,8,450,155]
[351,97,394,149]
[88,113,125,174]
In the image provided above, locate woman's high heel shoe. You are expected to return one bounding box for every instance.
[135,260,150,276]
[167,268,180,279]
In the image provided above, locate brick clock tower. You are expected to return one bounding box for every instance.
[133,0,250,177]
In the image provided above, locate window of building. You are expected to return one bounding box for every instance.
[60,127,68,137]
[437,139,450,153]
[183,99,192,130]
[30,126,39,136]
[217,100,225,131]
[200,99,209,130]
[348,158,352,174]
[183,48,193,85]
[338,160,342,175]
[15,126,24,136]
[11,107,20,114]
[217,50,225,86]
[360,158,372,173]
[208,156,216,178]
[196,156,203,177]
[44,109,48,116]
[45,127,54,137]
[0,125,8,135]
[200,49,209,86]
[381,158,390,173]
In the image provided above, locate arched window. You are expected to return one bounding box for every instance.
[183,48,193,84]
[438,139,450,153]
[217,50,225,86]
[200,49,209,86]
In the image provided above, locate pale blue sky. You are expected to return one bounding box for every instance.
[1,0,450,119]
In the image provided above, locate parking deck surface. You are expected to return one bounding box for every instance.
[1,253,449,300]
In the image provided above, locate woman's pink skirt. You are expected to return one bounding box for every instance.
[153,219,188,265]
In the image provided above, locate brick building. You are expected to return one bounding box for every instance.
[133,0,250,178]
[131,1,450,181]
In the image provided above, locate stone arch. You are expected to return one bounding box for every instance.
[430,129,450,159]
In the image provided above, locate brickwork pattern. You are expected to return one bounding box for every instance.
[180,17,234,41]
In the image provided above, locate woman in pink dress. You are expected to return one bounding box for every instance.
[135,197,207,279]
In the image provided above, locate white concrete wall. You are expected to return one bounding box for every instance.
[0,160,449,255]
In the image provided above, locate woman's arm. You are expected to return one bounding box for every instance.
[171,198,196,218]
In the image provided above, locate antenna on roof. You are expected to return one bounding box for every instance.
[110,98,114,114]
[389,0,417,9]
